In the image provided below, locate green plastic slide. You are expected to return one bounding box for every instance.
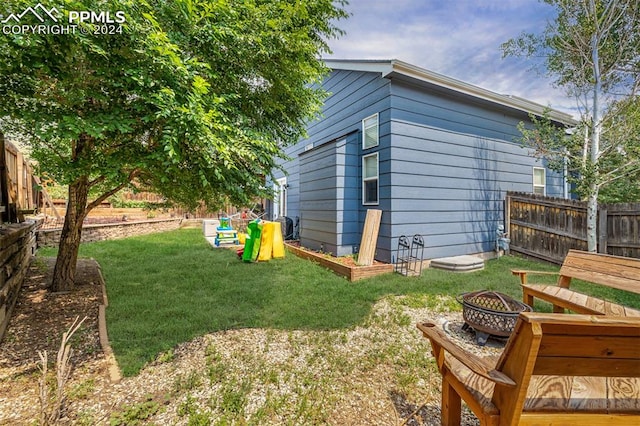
[242,220,262,262]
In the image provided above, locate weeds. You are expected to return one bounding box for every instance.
[74,409,97,426]
[173,370,202,393]
[186,411,213,425]
[177,394,214,424]
[177,394,198,417]
[109,399,160,426]
[218,379,251,415]
[155,348,175,364]
[67,378,95,401]
[33,229,640,423]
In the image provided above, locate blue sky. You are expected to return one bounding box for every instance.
[327,0,576,115]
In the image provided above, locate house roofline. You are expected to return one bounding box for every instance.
[323,59,576,125]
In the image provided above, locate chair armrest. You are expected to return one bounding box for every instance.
[511,269,558,285]
[416,322,516,387]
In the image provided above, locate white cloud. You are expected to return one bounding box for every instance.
[328,0,577,116]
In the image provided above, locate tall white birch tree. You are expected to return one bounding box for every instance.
[503,0,640,252]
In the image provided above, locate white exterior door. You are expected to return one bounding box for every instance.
[273,177,287,220]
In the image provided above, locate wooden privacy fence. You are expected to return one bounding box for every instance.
[506,192,640,264]
[0,135,39,223]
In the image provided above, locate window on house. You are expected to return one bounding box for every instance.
[533,167,546,195]
[362,113,379,149]
[363,153,379,205]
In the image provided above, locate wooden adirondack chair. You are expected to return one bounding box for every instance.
[417,312,640,425]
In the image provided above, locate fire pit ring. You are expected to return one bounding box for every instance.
[457,290,532,346]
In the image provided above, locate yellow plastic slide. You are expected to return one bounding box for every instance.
[271,222,285,258]
[257,221,286,261]
[257,221,274,261]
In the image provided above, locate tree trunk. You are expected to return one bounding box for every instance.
[48,132,135,291]
[586,188,598,252]
[50,132,95,292]
[51,132,95,291]
[51,177,89,291]
[587,24,601,253]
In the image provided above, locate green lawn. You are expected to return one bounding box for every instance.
[39,229,640,376]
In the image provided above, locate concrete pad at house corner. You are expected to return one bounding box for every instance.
[430,255,485,272]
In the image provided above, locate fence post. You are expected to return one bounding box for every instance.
[505,194,511,236]
[0,132,10,224]
[597,207,608,254]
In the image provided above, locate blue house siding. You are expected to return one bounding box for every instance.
[334,135,361,254]
[298,135,361,256]
[306,70,391,145]
[270,70,384,220]
[386,119,564,260]
[298,142,337,252]
[272,69,392,256]
[390,80,526,141]
[270,61,573,263]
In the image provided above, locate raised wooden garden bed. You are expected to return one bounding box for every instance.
[285,243,393,281]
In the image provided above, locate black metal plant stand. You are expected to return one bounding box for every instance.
[395,234,425,276]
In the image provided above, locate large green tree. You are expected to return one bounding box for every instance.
[0,0,347,290]
[503,0,640,251]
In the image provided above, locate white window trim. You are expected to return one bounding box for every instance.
[362,113,379,150]
[362,152,379,205]
[533,167,546,195]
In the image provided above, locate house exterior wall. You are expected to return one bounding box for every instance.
[298,135,360,256]
[272,69,391,257]
[272,68,567,262]
[298,139,337,252]
[387,120,563,259]
[380,79,565,261]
